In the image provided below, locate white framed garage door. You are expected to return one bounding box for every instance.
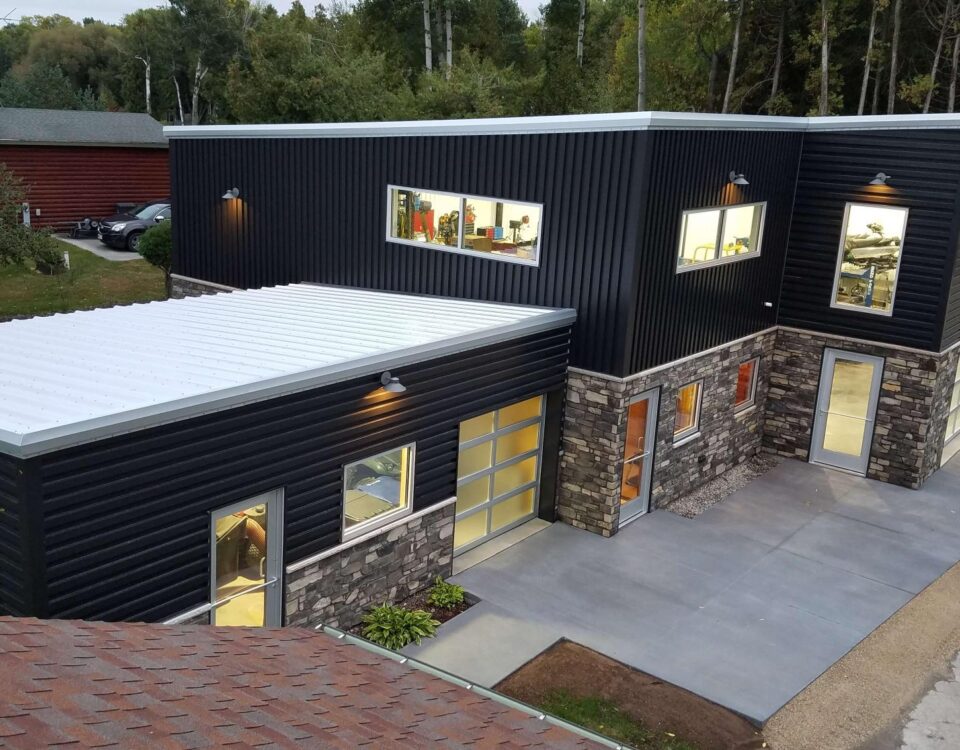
[453,395,544,554]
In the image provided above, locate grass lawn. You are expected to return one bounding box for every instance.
[0,239,166,319]
[541,691,699,750]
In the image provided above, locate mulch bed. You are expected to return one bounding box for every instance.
[496,640,767,750]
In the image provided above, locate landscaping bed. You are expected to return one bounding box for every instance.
[496,640,766,750]
[664,453,781,518]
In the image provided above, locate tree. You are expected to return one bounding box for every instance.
[819,0,829,115]
[858,0,882,114]
[423,0,433,72]
[722,0,747,113]
[121,9,171,117]
[922,0,959,112]
[887,0,902,112]
[638,0,647,110]
[577,0,586,68]
[0,63,103,110]
[138,219,173,297]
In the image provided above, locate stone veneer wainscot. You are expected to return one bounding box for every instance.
[558,331,776,536]
[284,500,455,629]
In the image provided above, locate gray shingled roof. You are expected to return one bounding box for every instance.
[0,107,166,146]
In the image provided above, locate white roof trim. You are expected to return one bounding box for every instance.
[0,285,575,458]
[164,111,960,140]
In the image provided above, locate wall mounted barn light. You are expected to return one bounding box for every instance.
[869,172,890,185]
[728,171,749,186]
[222,187,240,200]
[380,371,406,393]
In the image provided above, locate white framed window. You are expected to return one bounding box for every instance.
[674,380,703,442]
[677,202,765,272]
[342,443,415,541]
[831,202,908,316]
[734,357,760,412]
[946,363,960,443]
[210,489,283,627]
[386,185,542,267]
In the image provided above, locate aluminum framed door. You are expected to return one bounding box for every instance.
[810,349,884,475]
[619,388,660,525]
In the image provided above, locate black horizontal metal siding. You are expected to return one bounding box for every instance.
[33,329,570,623]
[779,131,960,351]
[625,129,802,372]
[0,454,26,616]
[171,133,644,374]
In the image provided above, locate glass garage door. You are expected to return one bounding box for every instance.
[454,395,544,554]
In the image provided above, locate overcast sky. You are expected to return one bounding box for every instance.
[7,0,543,25]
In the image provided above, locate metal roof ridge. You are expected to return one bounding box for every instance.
[164,111,960,139]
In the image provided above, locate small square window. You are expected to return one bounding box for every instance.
[832,203,908,315]
[343,443,414,540]
[674,381,703,441]
[734,358,760,411]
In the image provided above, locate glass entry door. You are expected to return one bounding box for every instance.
[454,396,544,554]
[810,349,884,475]
[211,490,283,627]
[620,388,659,524]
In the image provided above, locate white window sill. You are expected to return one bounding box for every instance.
[672,431,701,448]
[734,404,757,417]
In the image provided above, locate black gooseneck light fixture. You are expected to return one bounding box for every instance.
[222,187,240,200]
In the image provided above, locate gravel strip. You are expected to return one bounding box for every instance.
[664,452,782,518]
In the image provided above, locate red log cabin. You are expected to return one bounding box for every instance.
[0,108,169,230]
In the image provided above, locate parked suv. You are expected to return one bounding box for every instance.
[98,201,171,252]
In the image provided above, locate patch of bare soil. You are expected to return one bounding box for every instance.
[665,453,781,518]
[496,640,766,750]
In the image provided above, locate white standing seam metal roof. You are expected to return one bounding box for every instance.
[164,111,960,140]
[0,285,575,458]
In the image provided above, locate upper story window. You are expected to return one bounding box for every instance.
[387,185,542,266]
[677,202,765,272]
[832,203,908,316]
[342,443,415,541]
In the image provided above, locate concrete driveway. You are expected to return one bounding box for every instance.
[405,457,960,724]
[57,235,140,262]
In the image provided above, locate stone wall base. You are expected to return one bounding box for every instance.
[170,274,237,299]
[284,501,455,629]
[558,330,775,536]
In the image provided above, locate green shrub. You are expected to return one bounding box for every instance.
[427,576,465,610]
[138,220,173,295]
[361,603,439,650]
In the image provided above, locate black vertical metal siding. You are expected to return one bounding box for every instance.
[625,129,803,372]
[0,454,26,616]
[778,131,960,351]
[940,229,960,349]
[171,133,645,375]
[32,329,570,623]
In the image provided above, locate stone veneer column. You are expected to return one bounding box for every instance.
[764,328,950,489]
[170,274,237,299]
[284,501,454,629]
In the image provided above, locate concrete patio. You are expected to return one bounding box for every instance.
[404,457,960,724]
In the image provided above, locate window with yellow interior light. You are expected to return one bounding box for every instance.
[677,203,765,271]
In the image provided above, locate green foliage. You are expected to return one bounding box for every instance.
[0,63,103,110]
[427,576,465,610]
[138,219,173,275]
[540,690,698,749]
[361,603,440,650]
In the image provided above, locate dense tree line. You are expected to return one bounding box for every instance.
[1,0,958,123]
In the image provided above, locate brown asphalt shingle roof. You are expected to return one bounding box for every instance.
[0,618,605,749]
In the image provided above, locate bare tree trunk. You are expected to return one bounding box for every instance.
[445,6,453,80]
[819,0,829,115]
[434,1,443,70]
[722,0,746,113]
[577,0,586,68]
[707,51,719,110]
[769,1,787,108]
[190,57,206,126]
[422,0,433,73]
[136,56,152,116]
[637,0,647,110]
[872,57,884,114]
[887,0,902,113]
[950,30,960,111]
[173,74,185,125]
[858,0,878,115]
[924,0,954,113]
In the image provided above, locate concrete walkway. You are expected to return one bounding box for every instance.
[57,235,140,261]
[407,457,960,724]
[900,651,960,749]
